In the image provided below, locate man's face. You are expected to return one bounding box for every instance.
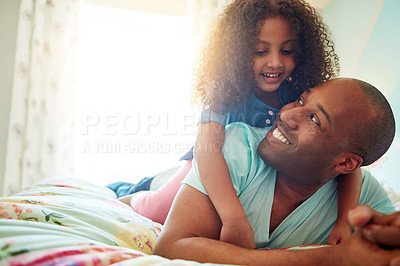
[257,79,367,186]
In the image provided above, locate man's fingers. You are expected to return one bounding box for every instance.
[363,224,400,247]
[369,210,400,227]
[348,205,400,248]
[348,205,374,227]
[348,205,400,228]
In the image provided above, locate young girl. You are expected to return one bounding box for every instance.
[118,0,361,248]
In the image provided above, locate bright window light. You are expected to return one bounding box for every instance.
[74,4,196,186]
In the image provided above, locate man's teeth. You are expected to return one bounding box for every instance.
[272,128,290,144]
[262,73,280,78]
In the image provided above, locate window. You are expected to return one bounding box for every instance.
[74,2,195,185]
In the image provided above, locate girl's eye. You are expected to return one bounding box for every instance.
[310,114,320,126]
[254,50,267,56]
[282,49,293,55]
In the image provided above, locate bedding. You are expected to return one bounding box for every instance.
[0,177,227,265]
[0,176,325,265]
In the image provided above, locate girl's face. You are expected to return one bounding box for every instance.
[252,16,296,93]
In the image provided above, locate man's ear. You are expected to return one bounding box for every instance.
[334,152,363,174]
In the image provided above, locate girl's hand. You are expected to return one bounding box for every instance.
[327,220,352,245]
[220,217,255,249]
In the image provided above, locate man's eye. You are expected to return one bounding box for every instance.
[298,98,304,105]
[310,114,320,126]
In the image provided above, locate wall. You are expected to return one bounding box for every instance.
[322,0,400,193]
[0,0,21,195]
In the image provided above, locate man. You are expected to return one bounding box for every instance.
[154,78,400,265]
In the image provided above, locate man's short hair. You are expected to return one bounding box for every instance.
[348,79,395,166]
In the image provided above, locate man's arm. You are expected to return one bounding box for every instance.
[153,184,252,263]
[154,185,400,265]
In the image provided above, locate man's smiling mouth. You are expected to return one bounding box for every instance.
[272,128,290,144]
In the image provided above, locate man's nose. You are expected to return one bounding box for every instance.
[279,107,301,130]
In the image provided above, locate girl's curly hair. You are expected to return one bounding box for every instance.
[191,0,340,108]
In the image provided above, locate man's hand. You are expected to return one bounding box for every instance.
[339,226,400,266]
[220,217,255,249]
[348,205,400,266]
[348,205,400,247]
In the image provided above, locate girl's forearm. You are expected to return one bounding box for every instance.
[195,150,247,221]
[194,122,247,221]
[337,168,362,222]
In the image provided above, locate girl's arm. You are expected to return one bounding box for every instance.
[328,168,362,244]
[194,121,255,249]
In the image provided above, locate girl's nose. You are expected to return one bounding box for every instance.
[266,51,283,68]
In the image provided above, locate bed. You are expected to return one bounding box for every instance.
[2,174,397,265]
[0,176,232,265]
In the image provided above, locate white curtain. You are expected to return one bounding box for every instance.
[3,0,80,196]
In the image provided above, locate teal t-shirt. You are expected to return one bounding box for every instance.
[183,122,395,248]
